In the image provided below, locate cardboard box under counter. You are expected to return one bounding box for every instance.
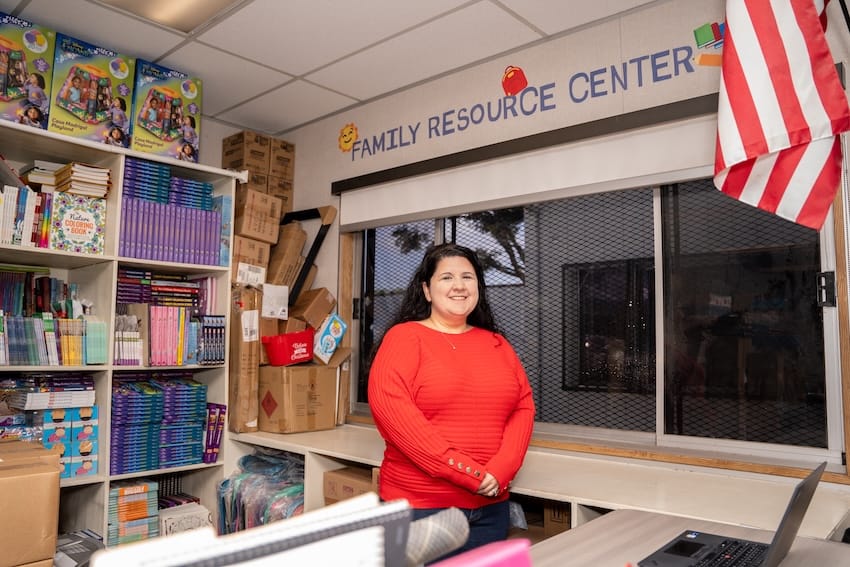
[323,466,379,506]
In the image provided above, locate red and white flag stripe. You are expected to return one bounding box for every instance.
[714,0,850,229]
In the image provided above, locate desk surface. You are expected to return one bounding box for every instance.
[529,509,850,567]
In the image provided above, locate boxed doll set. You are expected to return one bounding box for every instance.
[131,59,202,162]
[47,32,135,147]
[0,12,56,129]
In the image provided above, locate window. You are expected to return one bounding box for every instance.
[355,178,837,463]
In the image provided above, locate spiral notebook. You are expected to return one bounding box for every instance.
[91,493,411,567]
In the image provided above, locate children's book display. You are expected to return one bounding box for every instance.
[0,8,229,549]
[110,372,221,476]
[0,154,108,254]
[119,157,223,265]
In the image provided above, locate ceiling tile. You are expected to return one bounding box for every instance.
[19,0,184,61]
[97,0,242,34]
[500,0,658,35]
[308,2,541,101]
[159,42,292,115]
[197,0,468,75]
[216,80,357,134]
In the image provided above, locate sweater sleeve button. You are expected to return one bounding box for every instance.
[448,458,455,466]
[465,466,471,473]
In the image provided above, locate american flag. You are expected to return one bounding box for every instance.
[714,0,850,230]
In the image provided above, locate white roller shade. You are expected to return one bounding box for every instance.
[339,115,717,230]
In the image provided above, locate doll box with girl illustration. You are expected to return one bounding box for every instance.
[47,33,135,148]
[130,59,202,163]
[0,12,55,130]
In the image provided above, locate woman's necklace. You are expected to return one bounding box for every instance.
[429,317,467,350]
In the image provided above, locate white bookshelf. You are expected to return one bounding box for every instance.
[0,119,243,542]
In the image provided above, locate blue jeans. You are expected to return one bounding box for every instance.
[412,500,510,564]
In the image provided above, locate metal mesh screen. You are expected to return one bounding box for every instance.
[661,179,826,447]
[358,178,828,446]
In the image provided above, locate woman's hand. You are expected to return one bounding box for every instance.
[477,472,501,497]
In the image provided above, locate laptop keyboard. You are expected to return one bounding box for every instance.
[693,539,769,566]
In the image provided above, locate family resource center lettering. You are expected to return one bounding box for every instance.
[344,43,697,162]
[346,82,556,160]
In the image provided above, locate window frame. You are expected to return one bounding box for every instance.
[343,182,850,479]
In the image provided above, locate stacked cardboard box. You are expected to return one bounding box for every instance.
[221,130,295,213]
[267,139,295,211]
[224,130,297,287]
[234,187,283,245]
[267,221,308,289]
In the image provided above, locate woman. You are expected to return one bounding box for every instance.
[368,243,535,561]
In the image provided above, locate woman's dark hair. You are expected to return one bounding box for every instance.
[390,242,500,333]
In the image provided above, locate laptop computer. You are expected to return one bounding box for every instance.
[637,461,827,567]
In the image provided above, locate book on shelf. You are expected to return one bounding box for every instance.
[48,191,106,255]
[120,197,223,265]
[122,303,150,367]
[54,162,111,198]
[9,389,97,410]
[0,314,8,366]
[19,159,65,176]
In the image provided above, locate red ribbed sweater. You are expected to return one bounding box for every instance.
[368,321,535,509]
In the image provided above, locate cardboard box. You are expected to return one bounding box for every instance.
[270,222,306,261]
[543,501,570,538]
[228,286,261,433]
[239,170,269,193]
[268,256,304,289]
[130,58,202,161]
[0,12,56,130]
[261,328,314,367]
[269,139,295,179]
[235,211,280,245]
[257,349,349,434]
[231,235,270,285]
[267,222,307,286]
[0,440,61,467]
[279,316,307,334]
[290,287,336,330]
[259,316,279,365]
[47,33,135,146]
[0,460,59,567]
[266,175,293,211]
[222,130,270,172]
[18,559,54,567]
[235,187,282,220]
[323,466,377,505]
